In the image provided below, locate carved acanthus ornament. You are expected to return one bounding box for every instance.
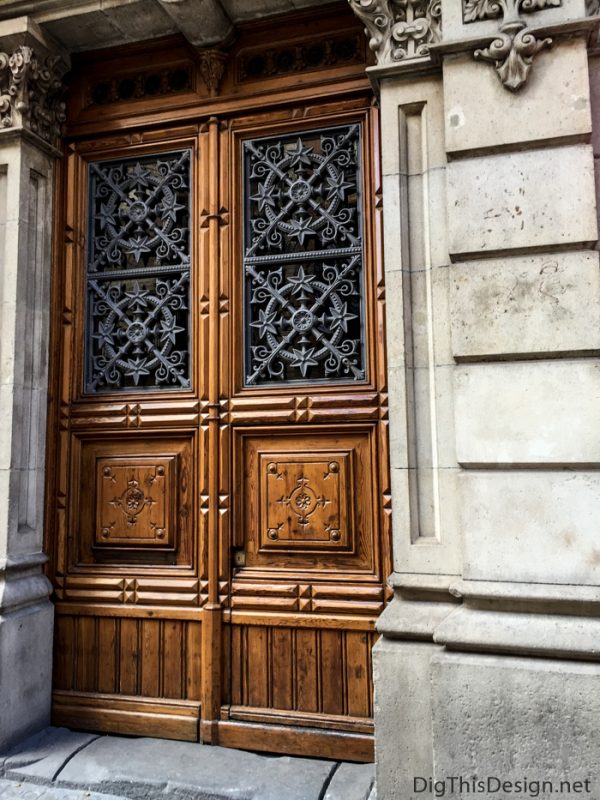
[464,0,562,91]
[0,45,66,147]
[347,0,442,65]
[198,48,227,96]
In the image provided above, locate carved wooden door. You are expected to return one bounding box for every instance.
[47,21,389,762]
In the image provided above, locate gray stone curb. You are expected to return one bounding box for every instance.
[0,729,375,800]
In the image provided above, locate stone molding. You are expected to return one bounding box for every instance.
[0,43,66,149]
[434,606,600,660]
[348,0,442,67]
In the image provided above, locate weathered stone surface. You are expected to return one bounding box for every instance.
[431,653,600,798]
[373,640,440,800]
[324,763,374,800]
[460,470,600,585]
[0,779,128,799]
[444,40,591,154]
[450,251,600,359]
[0,728,98,783]
[220,0,294,18]
[57,736,336,800]
[454,361,600,465]
[0,602,53,752]
[447,146,597,256]
[42,2,177,52]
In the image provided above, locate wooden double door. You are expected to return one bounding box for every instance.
[46,23,390,762]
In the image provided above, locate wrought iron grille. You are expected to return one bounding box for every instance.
[243,124,366,386]
[84,149,191,393]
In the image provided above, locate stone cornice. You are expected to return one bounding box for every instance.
[349,0,595,90]
[0,43,67,149]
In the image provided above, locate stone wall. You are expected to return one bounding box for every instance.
[351,0,600,797]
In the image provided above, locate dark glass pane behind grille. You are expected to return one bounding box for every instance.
[243,124,366,386]
[85,150,191,393]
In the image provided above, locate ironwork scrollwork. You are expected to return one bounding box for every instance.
[85,150,191,393]
[243,124,366,386]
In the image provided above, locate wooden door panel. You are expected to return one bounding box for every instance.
[228,622,376,729]
[234,426,378,576]
[71,434,195,567]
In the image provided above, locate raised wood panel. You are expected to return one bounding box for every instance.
[95,458,176,549]
[230,623,376,722]
[71,434,195,568]
[53,614,202,703]
[235,426,379,574]
[260,453,352,551]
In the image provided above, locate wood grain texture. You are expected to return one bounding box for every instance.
[46,3,388,759]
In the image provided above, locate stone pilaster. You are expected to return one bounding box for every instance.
[0,16,67,751]
[349,1,600,797]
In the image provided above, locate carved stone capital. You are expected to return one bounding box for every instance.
[0,44,67,148]
[464,0,561,91]
[348,0,442,67]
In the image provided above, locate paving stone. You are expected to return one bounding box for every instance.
[324,763,375,800]
[57,736,336,800]
[0,780,127,800]
[0,729,98,784]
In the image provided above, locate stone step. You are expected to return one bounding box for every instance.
[0,728,375,800]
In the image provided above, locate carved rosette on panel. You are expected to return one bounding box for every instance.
[96,458,175,549]
[0,45,67,147]
[464,0,562,91]
[261,455,352,551]
[347,0,442,65]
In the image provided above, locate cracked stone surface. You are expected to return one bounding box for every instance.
[0,729,375,800]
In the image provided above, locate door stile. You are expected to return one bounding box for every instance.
[367,103,393,597]
[200,115,224,742]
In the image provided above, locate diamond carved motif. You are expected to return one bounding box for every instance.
[95,457,176,549]
[260,453,352,551]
